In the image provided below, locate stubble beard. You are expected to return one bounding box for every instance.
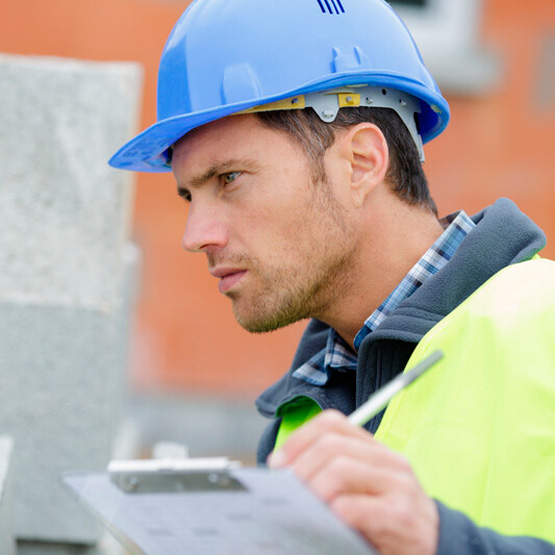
[231,247,357,334]
[220,176,358,334]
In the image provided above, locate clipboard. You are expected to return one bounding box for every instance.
[63,458,377,554]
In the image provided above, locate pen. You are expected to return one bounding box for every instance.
[347,350,443,427]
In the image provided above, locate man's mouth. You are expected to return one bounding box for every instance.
[210,268,247,294]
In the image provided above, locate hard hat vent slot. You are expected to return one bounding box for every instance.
[316,0,345,15]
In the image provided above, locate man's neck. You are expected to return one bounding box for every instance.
[318,194,445,349]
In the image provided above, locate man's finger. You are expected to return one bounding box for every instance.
[307,454,409,503]
[268,409,374,467]
[290,431,408,485]
[331,492,438,555]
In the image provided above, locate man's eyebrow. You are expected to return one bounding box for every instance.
[177,158,257,194]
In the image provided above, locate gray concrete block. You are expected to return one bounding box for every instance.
[0,436,15,555]
[0,301,129,543]
[0,54,142,309]
[0,54,142,545]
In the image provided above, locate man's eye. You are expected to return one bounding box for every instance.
[222,172,241,185]
[178,189,191,202]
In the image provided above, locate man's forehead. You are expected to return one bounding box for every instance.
[171,114,266,185]
[173,113,261,159]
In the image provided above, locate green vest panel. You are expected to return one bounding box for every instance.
[376,258,555,542]
[276,258,555,542]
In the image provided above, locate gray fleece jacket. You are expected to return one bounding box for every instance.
[255,198,555,554]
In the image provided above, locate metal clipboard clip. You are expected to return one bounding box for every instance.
[108,457,245,494]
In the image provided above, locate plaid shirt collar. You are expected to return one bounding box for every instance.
[292,210,476,386]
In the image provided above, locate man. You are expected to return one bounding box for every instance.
[110,0,555,553]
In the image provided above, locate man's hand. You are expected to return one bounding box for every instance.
[268,410,439,555]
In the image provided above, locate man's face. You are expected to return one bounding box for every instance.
[172,114,358,333]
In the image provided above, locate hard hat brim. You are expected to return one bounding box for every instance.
[109,73,449,173]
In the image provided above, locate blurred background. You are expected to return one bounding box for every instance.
[0,0,553,552]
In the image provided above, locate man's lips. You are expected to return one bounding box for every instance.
[210,268,247,294]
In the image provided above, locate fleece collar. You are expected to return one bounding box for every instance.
[256,198,546,418]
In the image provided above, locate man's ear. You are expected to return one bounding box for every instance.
[345,123,389,207]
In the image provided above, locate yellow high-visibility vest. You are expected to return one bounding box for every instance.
[276,258,555,542]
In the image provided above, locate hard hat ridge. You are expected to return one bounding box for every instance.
[109,0,450,172]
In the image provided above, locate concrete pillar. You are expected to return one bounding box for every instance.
[0,54,142,548]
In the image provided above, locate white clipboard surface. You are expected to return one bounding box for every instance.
[64,465,377,554]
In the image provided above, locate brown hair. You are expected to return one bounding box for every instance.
[256,107,437,215]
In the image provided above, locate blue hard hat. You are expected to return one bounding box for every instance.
[109,0,450,172]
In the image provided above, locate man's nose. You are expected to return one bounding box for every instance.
[181,201,229,253]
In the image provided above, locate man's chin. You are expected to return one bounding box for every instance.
[233,307,300,334]
[235,315,288,334]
